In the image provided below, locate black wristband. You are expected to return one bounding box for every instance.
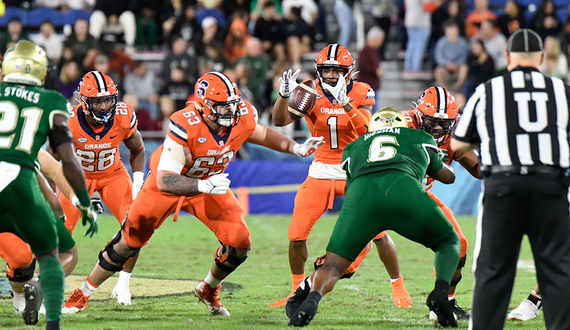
[279,93,289,98]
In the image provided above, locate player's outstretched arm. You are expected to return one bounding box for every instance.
[455,149,481,179]
[273,69,300,127]
[431,164,456,184]
[124,130,146,199]
[247,123,324,156]
[38,149,75,201]
[49,114,98,237]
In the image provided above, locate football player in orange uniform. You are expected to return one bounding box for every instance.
[61,71,325,315]
[52,71,145,306]
[403,86,480,320]
[270,43,411,308]
[0,149,96,316]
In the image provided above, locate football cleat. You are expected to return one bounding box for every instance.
[111,281,132,305]
[391,276,413,308]
[286,276,312,318]
[269,296,290,307]
[507,298,540,321]
[194,281,230,316]
[23,280,42,325]
[426,286,458,328]
[288,295,319,327]
[62,289,90,314]
[450,298,470,321]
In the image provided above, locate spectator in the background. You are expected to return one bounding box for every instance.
[161,34,198,85]
[224,17,251,64]
[123,61,160,119]
[58,60,83,100]
[497,0,527,38]
[358,26,385,113]
[168,4,201,47]
[541,36,568,82]
[93,54,124,96]
[135,0,161,50]
[0,17,29,54]
[282,0,319,39]
[155,95,177,134]
[562,6,570,60]
[460,39,494,99]
[403,0,435,72]
[88,34,135,79]
[159,65,194,110]
[434,19,469,91]
[250,0,283,26]
[464,0,496,40]
[534,0,562,41]
[371,0,398,59]
[237,38,271,108]
[253,0,285,63]
[222,0,251,22]
[225,64,256,105]
[89,0,138,53]
[334,0,356,47]
[60,0,96,11]
[430,0,465,52]
[123,93,155,131]
[195,0,226,27]
[62,18,99,70]
[475,20,507,72]
[30,20,64,64]
[280,6,311,71]
[197,40,230,76]
[194,16,225,57]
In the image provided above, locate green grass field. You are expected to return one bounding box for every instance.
[0,214,546,329]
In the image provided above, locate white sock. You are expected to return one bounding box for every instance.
[204,270,223,288]
[12,291,24,301]
[390,275,402,284]
[80,279,98,296]
[118,271,131,286]
[448,295,455,301]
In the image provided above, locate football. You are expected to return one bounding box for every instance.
[288,80,318,120]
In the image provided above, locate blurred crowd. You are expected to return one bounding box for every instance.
[1,0,570,137]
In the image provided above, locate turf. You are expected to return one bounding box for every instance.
[0,214,544,329]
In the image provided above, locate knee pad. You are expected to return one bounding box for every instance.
[6,259,36,283]
[214,245,248,273]
[98,231,140,272]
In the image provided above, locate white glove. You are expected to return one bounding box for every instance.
[278,69,300,98]
[132,171,144,200]
[321,73,350,106]
[293,136,325,157]
[91,197,104,214]
[197,173,231,195]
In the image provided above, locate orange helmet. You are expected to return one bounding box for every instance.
[194,72,242,127]
[314,44,354,86]
[414,86,459,144]
[78,71,118,125]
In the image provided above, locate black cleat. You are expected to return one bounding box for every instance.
[288,298,319,327]
[286,276,311,318]
[449,298,470,321]
[23,280,43,325]
[426,281,458,328]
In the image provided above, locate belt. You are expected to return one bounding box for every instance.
[482,165,565,177]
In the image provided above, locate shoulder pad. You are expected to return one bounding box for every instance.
[237,100,258,130]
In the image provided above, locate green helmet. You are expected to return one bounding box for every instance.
[2,41,48,86]
[369,107,409,132]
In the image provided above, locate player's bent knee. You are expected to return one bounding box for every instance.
[6,259,36,283]
[98,231,140,272]
[214,244,248,273]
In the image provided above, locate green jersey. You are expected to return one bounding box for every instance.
[0,82,70,169]
[341,126,444,184]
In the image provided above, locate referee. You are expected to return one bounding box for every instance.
[450,28,570,330]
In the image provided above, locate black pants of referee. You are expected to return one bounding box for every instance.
[471,173,570,330]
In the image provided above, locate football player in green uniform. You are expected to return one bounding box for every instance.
[0,41,97,330]
[288,108,460,328]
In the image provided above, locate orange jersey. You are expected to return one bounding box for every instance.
[149,100,257,178]
[68,102,137,180]
[304,80,374,164]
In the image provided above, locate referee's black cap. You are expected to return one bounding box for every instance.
[507,29,544,53]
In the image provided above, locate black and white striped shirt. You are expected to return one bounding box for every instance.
[453,66,570,169]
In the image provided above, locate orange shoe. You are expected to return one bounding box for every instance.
[269,295,291,307]
[62,289,90,314]
[391,276,413,308]
[194,281,230,316]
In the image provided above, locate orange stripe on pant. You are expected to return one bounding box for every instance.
[123,172,250,250]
